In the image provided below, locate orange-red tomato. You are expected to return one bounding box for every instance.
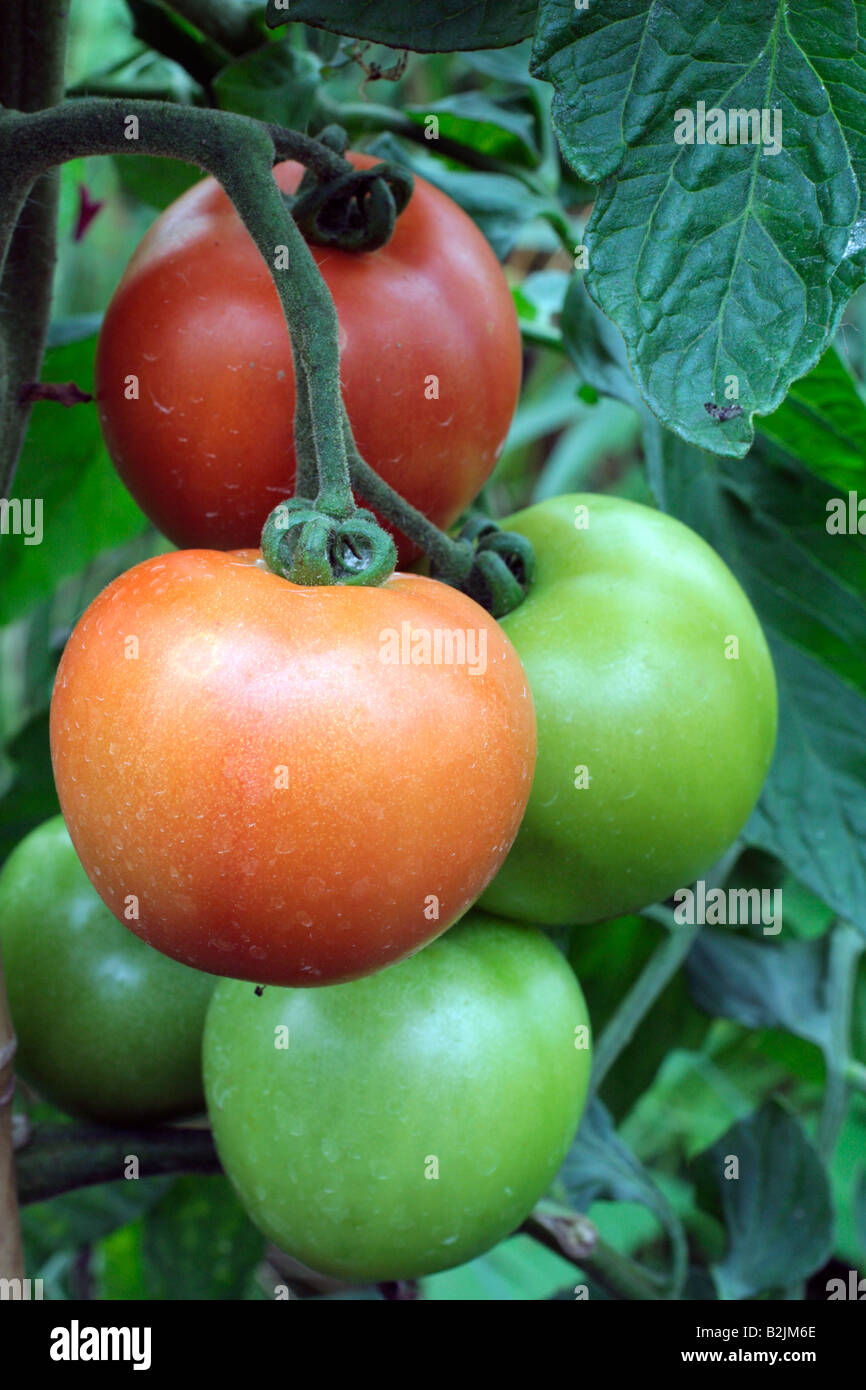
[49,551,536,986]
[94,154,522,562]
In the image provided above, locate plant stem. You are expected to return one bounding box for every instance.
[342,410,473,577]
[15,1124,220,1204]
[522,1207,667,1300]
[0,99,354,513]
[313,95,580,252]
[0,949,23,1281]
[0,0,70,501]
[0,0,71,1286]
[589,914,701,1096]
[818,921,864,1155]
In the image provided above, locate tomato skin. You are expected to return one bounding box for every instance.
[94,154,522,563]
[479,494,778,926]
[0,817,214,1123]
[204,912,591,1281]
[49,551,536,985]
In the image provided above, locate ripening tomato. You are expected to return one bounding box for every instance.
[49,550,536,986]
[204,913,592,1281]
[94,153,522,563]
[0,816,214,1123]
[479,494,778,926]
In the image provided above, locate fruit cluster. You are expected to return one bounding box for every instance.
[0,163,777,1284]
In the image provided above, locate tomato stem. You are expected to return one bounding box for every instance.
[0,947,24,1282]
[0,97,406,552]
[14,1124,221,1205]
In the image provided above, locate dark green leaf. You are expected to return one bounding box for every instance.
[561,274,665,502]
[0,335,149,626]
[0,715,59,869]
[687,932,831,1051]
[558,1098,688,1294]
[749,640,866,932]
[139,1176,265,1299]
[114,154,202,209]
[406,93,540,166]
[214,38,320,128]
[534,0,866,455]
[365,133,554,257]
[757,347,866,492]
[708,1105,833,1299]
[621,1043,790,1164]
[127,0,231,83]
[22,1178,175,1273]
[72,48,204,104]
[662,440,866,928]
[855,1168,866,1257]
[266,0,538,52]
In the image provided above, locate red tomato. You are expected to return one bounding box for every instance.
[94,154,522,562]
[49,551,536,986]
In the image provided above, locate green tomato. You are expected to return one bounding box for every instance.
[204,913,591,1281]
[0,817,215,1123]
[480,494,778,926]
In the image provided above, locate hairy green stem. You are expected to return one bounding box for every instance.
[0,949,23,1280]
[313,95,579,252]
[590,912,701,1096]
[0,99,354,513]
[342,410,473,577]
[15,1124,220,1205]
[819,922,865,1154]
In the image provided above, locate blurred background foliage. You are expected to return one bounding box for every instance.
[2,0,865,1300]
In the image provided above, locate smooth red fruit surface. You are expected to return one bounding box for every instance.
[49,550,536,986]
[94,154,522,562]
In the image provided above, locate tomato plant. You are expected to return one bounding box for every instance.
[0,816,214,1123]
[94,153,522,563]
[49,549,536,986]
[204,912,592,1281]
[2,0,865,1319]
[480,494,778,926]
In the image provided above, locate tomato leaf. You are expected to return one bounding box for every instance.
[213,37,321,129]
[533,0,866,456]
[138,1176,265,1300]
[558,1098,688,1296]
[662,439,866,931]
[561,274,665,503]
[365,133,556,256]
[114,154,201,209]
[265,0,539,52]
[0,332,150,626]
[405,93,541,167]
[707,1105,833,1299]
[621,1044,792,1165]
[22,1178,175,1275]
[757,347,866,492]
[686,933,832,1051]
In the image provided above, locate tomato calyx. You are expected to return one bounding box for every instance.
[261,498,397,587]
[285,123,414,253]
[430,516,536,619]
